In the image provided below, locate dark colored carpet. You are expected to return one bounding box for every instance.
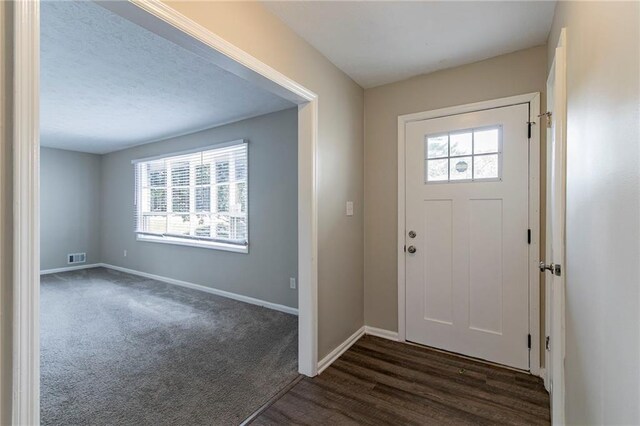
[40,267,298,426]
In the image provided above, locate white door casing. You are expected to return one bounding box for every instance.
[405,103,531,370]
[545,28,567,425]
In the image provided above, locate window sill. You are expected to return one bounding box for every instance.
[136,234,249,254]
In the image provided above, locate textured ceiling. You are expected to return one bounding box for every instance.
[41,1,295,154]
[263,1,556,88]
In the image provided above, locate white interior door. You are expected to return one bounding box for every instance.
[405,103,531,370]
[545,29,567,425]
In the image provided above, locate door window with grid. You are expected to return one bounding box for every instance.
[134,140,248,252]
[425,126,502,183]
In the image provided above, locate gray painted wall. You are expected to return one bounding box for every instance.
[40,147,102,270]
[101,108,298,308]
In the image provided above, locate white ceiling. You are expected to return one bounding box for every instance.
[263,1,556,88]
[41,1,295,154]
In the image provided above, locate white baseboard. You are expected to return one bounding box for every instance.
[40,263,101,275]
[315,326,398,375]
[100,263,298,316]
[317,326,365,374]
[45,262,298,316]
[364,326,399,341]
[540,367,549,389]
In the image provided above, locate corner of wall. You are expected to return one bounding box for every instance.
[97,152,105,264]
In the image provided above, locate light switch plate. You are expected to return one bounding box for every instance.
[346,201,354,216]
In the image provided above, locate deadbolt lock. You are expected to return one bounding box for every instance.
[408,230,416,238]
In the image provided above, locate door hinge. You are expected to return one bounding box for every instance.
[527,334,532,349]
[545,336,550,351]
[527,229,531,244]
[527,121,533,139]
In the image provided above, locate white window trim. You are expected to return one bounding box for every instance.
[133,139,249,253]
[136,234,249,253]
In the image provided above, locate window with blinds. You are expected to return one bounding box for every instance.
[133,140,248,252]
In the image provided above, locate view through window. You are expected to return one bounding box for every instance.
[134,140,248,251]
[425,126,502,183]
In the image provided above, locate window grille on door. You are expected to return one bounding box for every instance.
[425,125,502,183]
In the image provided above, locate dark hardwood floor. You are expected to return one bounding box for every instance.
[252,335,550,425]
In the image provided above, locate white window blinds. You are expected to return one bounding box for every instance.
[133,140,248,250]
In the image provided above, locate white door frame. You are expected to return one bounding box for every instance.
[546,28,567,425]
[397,93,542,376]
[12,1,319,423]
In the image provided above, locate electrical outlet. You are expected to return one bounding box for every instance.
[124,250,127,257]
[290,277,296,289]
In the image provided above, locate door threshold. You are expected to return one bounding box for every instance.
[240,374,304,425]
[403,339,531,375]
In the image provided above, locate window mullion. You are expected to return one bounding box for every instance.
[189,160,197,237]
[166,160,172,235]
[447,133,451,181]
[228,154,235,240]
[471,129,475,181]
[135,164,141,232]
[213,160,219,240]
[208,158,214,239]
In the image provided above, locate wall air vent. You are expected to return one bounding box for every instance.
[67,253,86,264]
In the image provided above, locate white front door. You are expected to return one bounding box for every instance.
[405,103,531,370]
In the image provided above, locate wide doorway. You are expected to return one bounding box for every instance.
[403,101,535,370]
[34,1,313,424]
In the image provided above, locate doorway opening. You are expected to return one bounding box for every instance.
[12,1,319,423]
